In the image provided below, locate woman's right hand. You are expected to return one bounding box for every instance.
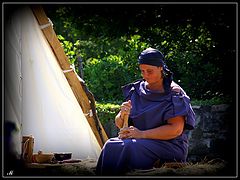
[115,100,132,129]
[120,100,132,119]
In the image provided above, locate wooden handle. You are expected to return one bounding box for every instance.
[123,114,129,128]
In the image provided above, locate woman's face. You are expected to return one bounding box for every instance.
[139,64,163,84]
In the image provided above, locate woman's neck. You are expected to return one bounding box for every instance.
[145,79,164,92]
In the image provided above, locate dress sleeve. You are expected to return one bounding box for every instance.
[121,79,142,101]
[121,84,134,100]
[163,91,196,130]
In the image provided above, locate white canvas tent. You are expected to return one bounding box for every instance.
[4,5,108,162]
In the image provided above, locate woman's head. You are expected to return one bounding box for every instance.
[138,47,165,67]
[138,47,173,91]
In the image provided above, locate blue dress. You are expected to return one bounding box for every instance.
[96,80,195,175]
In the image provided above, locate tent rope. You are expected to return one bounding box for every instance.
[39,18,53,30]
[63,64,75,74]
[84,110,93,117]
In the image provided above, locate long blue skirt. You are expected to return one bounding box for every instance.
[96,136,188,175]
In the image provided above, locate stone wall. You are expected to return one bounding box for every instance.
[103,104,236,163]
[187,104,235,163]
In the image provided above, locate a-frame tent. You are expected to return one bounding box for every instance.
[4,4,108,164]
[31,5,108,148]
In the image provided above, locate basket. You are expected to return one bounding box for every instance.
[22,135,34,163]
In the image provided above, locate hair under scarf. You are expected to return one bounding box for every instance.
[138,47,173,92]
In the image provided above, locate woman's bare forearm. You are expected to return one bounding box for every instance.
[142,116,184,140]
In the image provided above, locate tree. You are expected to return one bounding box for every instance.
[44,3,236,102]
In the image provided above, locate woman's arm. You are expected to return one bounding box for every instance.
[120,116,185,140]
[142,116,185,140]
[115,112,124,129]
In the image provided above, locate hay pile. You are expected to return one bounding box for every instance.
[19,158,230,177]
[126,158,228,176]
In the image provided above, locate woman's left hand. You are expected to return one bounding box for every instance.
[118,126,144,139]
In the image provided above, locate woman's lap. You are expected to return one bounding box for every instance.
[96,137,186,175]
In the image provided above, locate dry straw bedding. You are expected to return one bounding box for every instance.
[24,158,229,176]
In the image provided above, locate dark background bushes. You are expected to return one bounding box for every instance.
[42,3,236,125]
[44,3,236,104]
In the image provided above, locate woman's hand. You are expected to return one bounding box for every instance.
[120,100,132,119]
[115,100,132,129]
[118,126,144,139]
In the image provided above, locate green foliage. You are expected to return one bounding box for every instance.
[141,23,222,100]
[84,55,127,101]
[57,35,78,65]
[82,35,149,101]
[96,102,120,124]
[45,5,234,103]
[191,96,232,106]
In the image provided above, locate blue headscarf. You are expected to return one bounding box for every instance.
[138,47,173,92]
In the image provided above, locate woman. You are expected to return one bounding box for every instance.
[96,47,195,175]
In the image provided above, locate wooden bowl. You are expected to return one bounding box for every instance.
[33,153,54,163]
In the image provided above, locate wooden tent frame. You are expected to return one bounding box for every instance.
[31,5,108,148]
